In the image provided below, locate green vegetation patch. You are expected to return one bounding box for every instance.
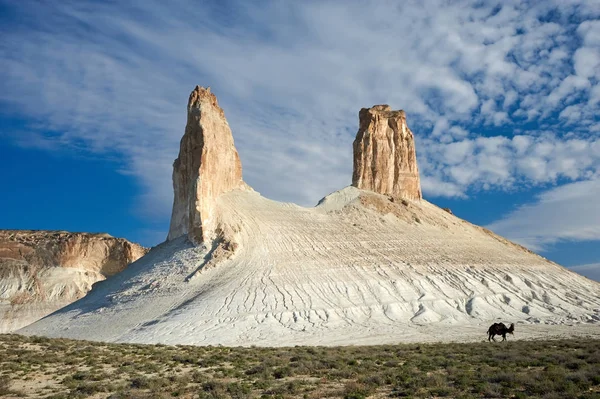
[0,334,599,398]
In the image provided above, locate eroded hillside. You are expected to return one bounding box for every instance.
[18,86,600,346]
[0,230,147,332]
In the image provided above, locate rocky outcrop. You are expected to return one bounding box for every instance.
[19,91,600,346]
[0,230,147,332]
[352,105,422,200]
[168,86,246,244]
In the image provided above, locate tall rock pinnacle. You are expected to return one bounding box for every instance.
[352,105,422,200]
[168,86,245,244]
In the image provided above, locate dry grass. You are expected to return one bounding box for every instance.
[0,334,599,398]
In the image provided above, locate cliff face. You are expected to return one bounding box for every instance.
[352,105,422,200]
[167,86,246,245]
[0,230,147,332]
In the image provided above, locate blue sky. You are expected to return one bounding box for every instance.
[1,0,599,281]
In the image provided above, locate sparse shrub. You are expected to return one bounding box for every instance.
[200,380,228,398]
[245,363,269,376]
[343,381,373,399]
[226,382,251,398]
[430,386,453,397]
[272,366,292,379]
[129,375,170,390]
[73,381,108,395]
[0,375,11,395]
[565,360,584,370]
[191,370,207,384]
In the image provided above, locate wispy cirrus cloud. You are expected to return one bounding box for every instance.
[1,0,599,249]
[486,179,600,251]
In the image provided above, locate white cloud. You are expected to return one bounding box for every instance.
[502,90,519,109]
[486,179,600,251]
[578,20,600,47]
[573,47,600,78]
[419,134,600,197]
[0,0,599,225]
[419,176,466,199]
[547,75,591,107]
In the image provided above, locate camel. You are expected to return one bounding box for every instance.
[487,322,514,342]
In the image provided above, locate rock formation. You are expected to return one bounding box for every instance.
[352,105,422,200]
[19,87,600,346]
[0,230,147,332]
[168,86,246,244]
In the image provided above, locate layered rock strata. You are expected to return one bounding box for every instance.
[352,105,422,200]
[168,86,246,244]
[0,230,147,332]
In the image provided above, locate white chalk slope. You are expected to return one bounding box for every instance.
[21,187,600,345]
